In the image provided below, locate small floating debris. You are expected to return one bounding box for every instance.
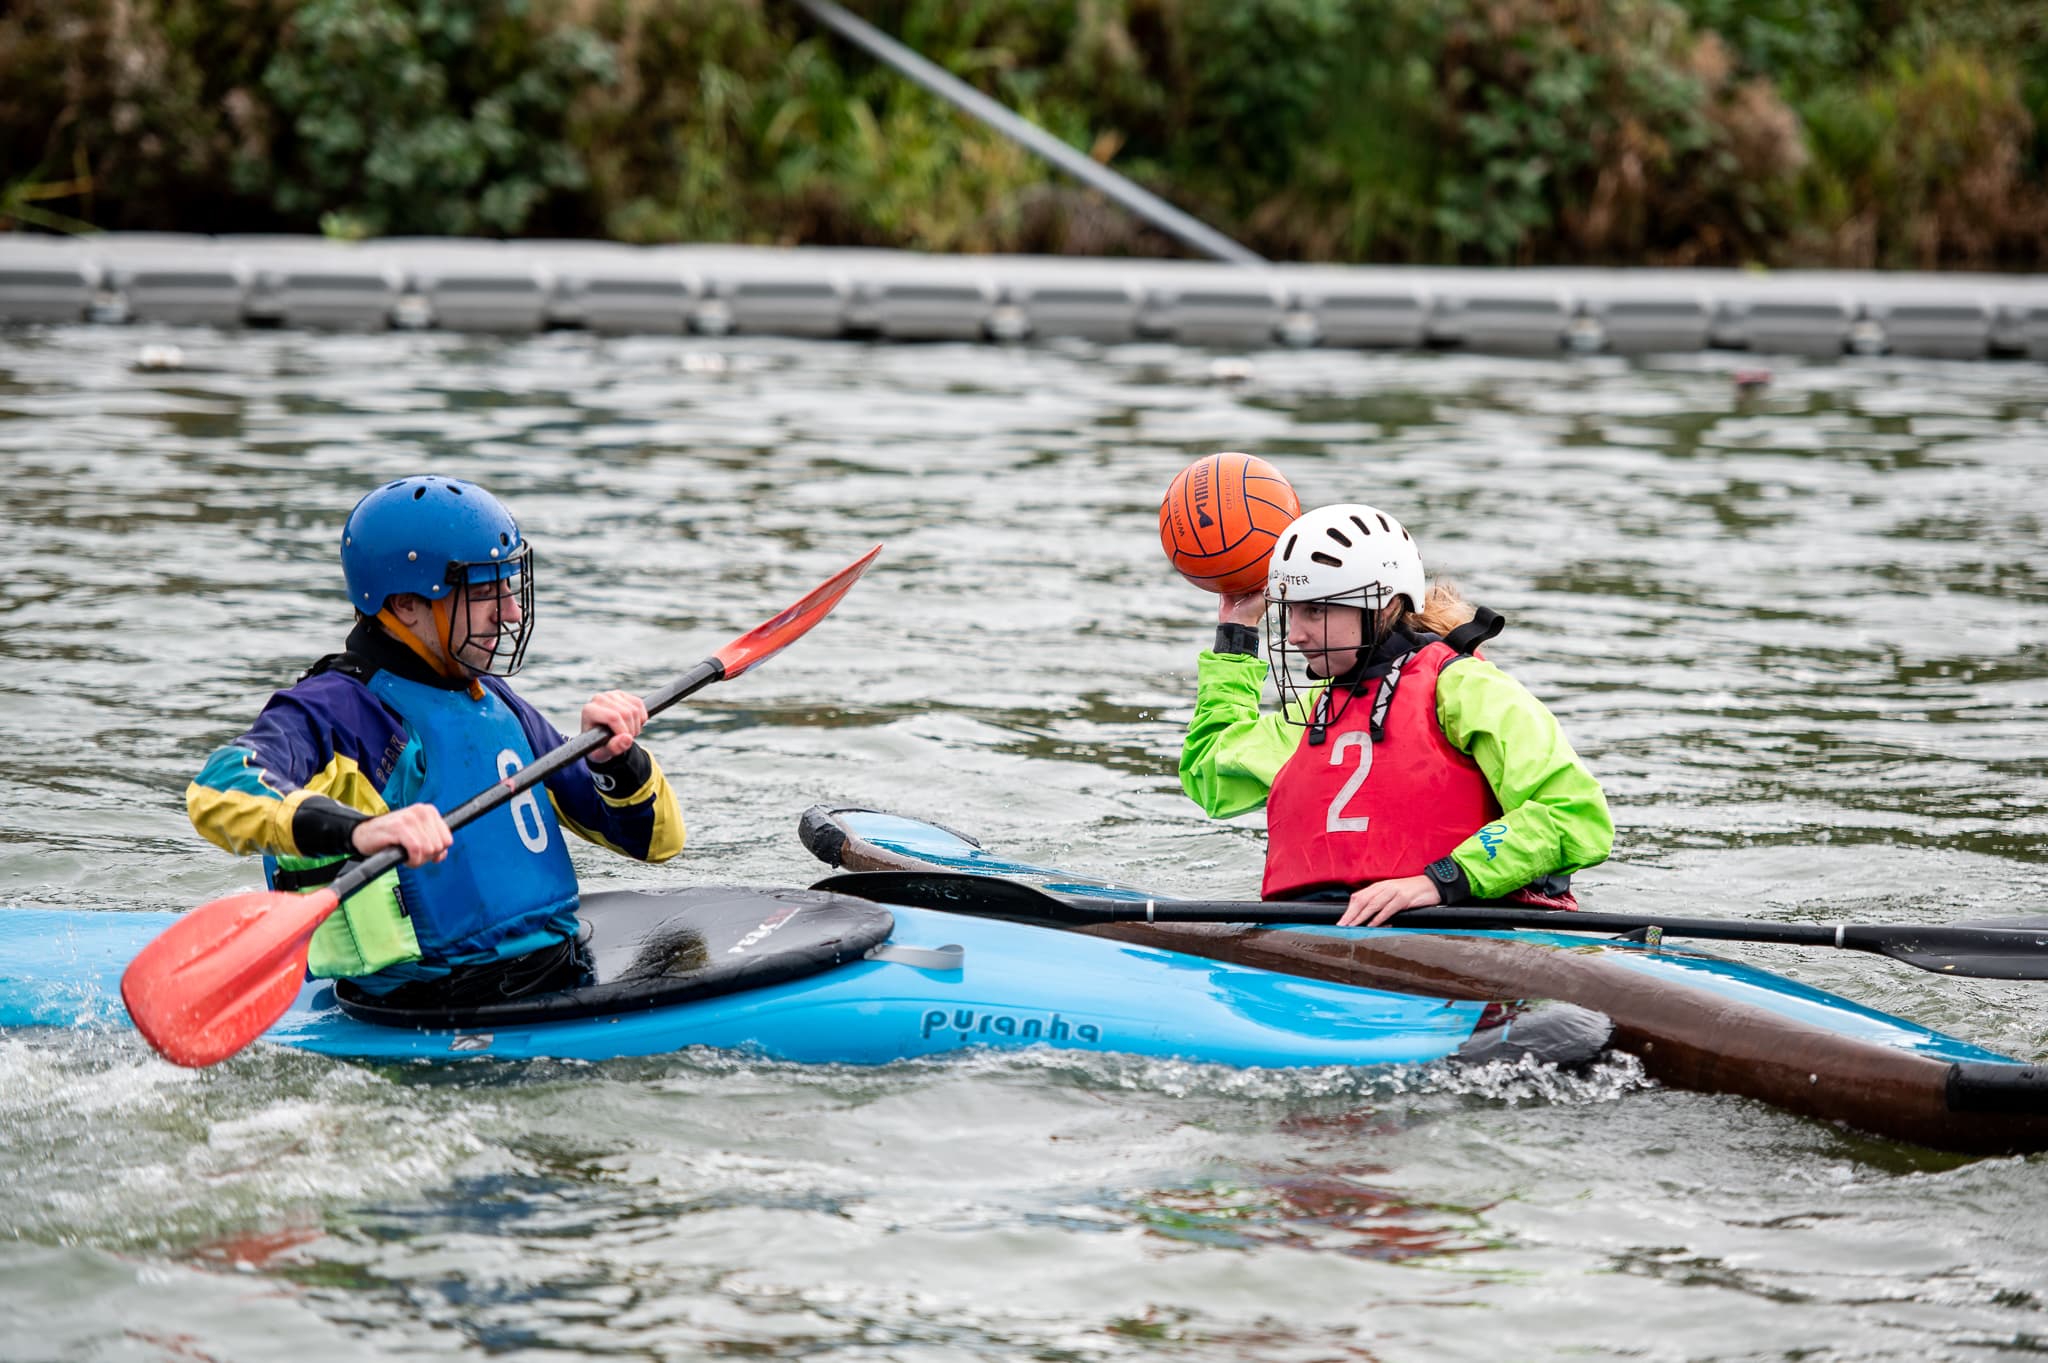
[1276,309,1320,348]
[391,294,433,330]
[1208,357,1254,383]
[1733,367,1772,391]
[1565,315,1607,353]
[134,343,185,372]
[985,303,1029,343]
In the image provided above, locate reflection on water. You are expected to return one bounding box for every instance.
[1124,1166,1503,1263]
[1,325,2046,1360]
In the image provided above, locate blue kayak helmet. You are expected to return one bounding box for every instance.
[340,476,534,676]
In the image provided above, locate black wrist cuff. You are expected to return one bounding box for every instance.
[293,795,371,859]
[1213,623,1260,657]
[587,742,653,796]
[1424,857,1471,905]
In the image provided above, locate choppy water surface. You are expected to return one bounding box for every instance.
[2,324,2045,1362]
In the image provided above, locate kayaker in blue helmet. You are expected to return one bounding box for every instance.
[1181,502,1613,928]
[187,475,685,1006]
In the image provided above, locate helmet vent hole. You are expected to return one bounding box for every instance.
[500,532,510,546]
[1350,515,1373,538]
[1326,527,1353,549]
[1310,552,1344,568]
[412,487,426,500]
[449,485,464,496]
[1280,533,1297,561]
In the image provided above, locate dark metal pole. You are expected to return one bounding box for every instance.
[791,0,1265,266]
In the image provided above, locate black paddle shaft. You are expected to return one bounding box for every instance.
[1141,904,2048,978]
[810,871,2048,981]
[328,658,724,905]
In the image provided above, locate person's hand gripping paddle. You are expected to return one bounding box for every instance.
[122,546,882,1067]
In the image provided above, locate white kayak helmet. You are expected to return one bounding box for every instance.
[1265,503,1426,612]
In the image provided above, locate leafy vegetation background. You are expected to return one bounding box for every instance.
[4,0,2044,268]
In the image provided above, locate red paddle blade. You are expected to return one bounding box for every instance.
[713,544,882,680]
[120,888,337,1067]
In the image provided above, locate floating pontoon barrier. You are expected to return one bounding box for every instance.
[2,233,2043,361]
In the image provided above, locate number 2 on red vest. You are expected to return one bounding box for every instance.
[1325,731,1372,833]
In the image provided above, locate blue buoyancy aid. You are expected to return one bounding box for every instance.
[369,671,581,963]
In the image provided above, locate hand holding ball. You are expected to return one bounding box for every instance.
[1158,453,1301,594]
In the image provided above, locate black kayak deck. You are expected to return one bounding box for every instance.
[336,886,893,1030]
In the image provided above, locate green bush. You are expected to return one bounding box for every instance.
[1,0,2042,268]
[0,0,275,232]
[1794,47,2048,266]
[256,0,615,237]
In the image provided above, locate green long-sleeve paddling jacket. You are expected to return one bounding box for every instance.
[1179,649,1615,899]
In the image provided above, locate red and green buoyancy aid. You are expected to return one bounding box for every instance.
[1261,640,1576,908]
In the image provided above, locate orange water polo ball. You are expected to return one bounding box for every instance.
[1158,453,1301,594]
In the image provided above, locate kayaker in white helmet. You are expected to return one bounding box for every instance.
[186,476,685,1007]
[1181,502,1613,927]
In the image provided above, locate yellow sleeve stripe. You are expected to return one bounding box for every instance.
[643,779,685,864]
[187,782,295,858]
[594,754,685,862]
[187,754,390,860]
[274,789,317,859]
[552,789,629,858]
[634,753,685,863]
[303,754,391,821]
[549,764,687,865]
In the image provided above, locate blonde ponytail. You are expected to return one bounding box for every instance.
[1405,579,1476,638]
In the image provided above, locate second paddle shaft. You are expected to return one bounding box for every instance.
[1118,898,2048,953]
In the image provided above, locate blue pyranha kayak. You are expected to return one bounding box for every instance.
[2,885,1576,1070]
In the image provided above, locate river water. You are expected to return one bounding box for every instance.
[1,323,2045,1361]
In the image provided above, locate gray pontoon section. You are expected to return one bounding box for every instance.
[2,234,2042,360]
[0,236,101,322]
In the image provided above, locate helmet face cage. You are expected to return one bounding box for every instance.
[1264,582,1393,729]
[444,544,534,677]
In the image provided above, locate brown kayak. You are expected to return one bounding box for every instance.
[800,802,2048,1156]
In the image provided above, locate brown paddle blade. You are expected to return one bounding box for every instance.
[713,545,880,679]
[120,888,337,1067]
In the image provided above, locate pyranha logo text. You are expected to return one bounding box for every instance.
[922,1008,1102,1043]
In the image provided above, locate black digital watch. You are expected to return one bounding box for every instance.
[1423,857,1470,904]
